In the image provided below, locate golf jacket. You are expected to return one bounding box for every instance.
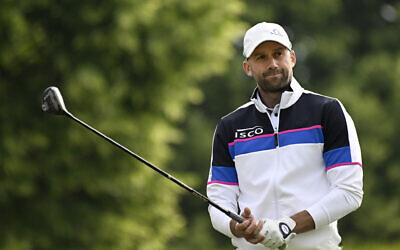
[207,78,363,250]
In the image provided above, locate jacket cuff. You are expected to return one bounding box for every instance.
[209,206,235,238]
[306,204,330,230]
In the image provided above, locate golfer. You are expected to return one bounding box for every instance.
[207,22,363,250]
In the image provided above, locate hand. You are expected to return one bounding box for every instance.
[260,217,296,249]
[230,207,265,244]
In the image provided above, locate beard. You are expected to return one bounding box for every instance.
[256,68,292,93]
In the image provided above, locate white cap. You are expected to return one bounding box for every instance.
[243,22,292,58]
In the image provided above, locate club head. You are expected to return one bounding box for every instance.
[41,86,68,115]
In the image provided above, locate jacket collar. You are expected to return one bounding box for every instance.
[250,77,304,113]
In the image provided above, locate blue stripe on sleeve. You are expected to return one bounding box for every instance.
[209,165,238,184]
[323,146,352,169]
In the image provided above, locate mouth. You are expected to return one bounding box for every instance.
[268,73,281,77]
[264,72,282,78]
[264,71,282,78]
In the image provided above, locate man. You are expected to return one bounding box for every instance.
[206,22,363,250]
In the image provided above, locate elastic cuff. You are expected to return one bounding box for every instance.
[209,206,236,238]
[306,204,330,229]
[223,215,235,238]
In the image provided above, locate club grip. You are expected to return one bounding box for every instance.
[231,213,287,249]
[230,212,245,223]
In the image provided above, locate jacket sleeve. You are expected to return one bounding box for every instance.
[207,119,239,238]
[307,99,363,229]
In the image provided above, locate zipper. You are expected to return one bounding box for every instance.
[274,130,279,147]
[267,104,281,218]
[270,105,280,148]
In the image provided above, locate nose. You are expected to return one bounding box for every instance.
[268,58,278,70]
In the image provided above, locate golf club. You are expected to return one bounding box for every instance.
[41,86,245,224]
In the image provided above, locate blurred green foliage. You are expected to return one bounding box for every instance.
[0,0,243,249]
[1,0,400,249]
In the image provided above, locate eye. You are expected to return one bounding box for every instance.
[274,51,282,57]
[256,55,266,61]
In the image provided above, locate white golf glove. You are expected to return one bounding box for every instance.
[259,216,296,249]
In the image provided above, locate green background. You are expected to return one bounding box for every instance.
[1,0,399,249]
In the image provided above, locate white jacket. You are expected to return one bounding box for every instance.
[207,79,363,249]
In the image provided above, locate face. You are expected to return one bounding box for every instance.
[243,41,296,94]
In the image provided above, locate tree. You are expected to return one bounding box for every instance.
[0,0,244,249]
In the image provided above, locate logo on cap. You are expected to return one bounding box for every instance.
[270,29,283,36]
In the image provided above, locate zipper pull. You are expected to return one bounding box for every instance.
[274,131,279,147]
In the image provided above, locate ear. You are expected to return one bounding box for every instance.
[290,50,296,67]
[243,60,253,77]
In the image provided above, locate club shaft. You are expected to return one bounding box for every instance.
[63,110,244,224]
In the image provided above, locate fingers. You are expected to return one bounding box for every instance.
[241,207,255,221]
[242,207,251,217]
[235,207,256,235]
[241,207,253,221]
[230,218,251,238]
[234,217,252,234]
[246,219,265,244]
[233,208,266,245]
[245,218,263,236]
[255,219,264,235]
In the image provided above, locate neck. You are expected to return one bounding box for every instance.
[258,91,282,108]
[257,81,292,108]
